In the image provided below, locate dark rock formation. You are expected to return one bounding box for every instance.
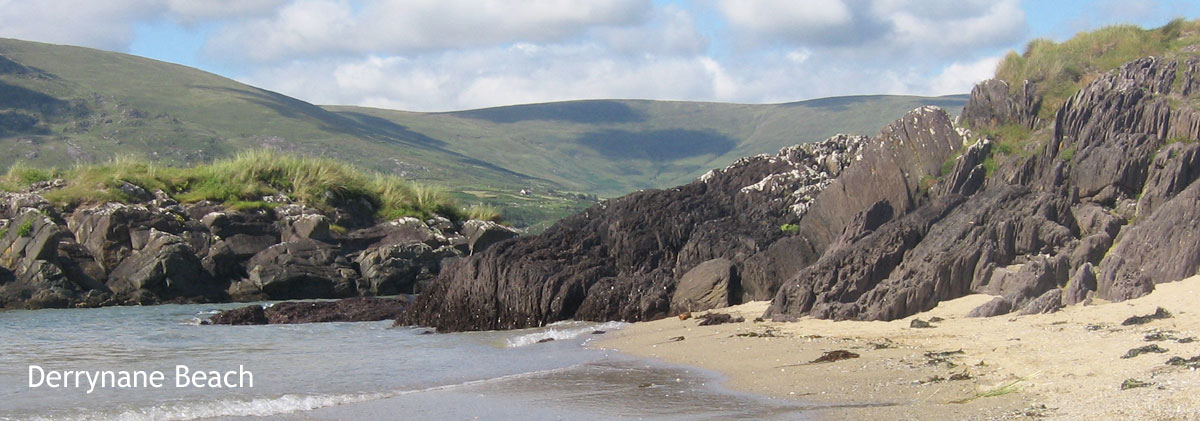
[403,108,958,331]
[207,304,267,325]
[0,181,486,309]
[207,296,409,325]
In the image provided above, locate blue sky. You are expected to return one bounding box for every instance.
[1,1,1197,111]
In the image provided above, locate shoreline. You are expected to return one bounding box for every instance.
[595,276,1200,420]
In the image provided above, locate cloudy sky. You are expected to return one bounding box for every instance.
[1,0,1197,111]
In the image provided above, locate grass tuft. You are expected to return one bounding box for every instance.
[952,376,1027,404]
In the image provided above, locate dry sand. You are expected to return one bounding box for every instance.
[597,276,1200,420]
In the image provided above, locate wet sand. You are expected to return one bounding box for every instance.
[597,276,1200,420]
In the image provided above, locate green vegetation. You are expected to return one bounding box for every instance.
[16,218,33,237]
[1,151,475,222]
[996,18,1200,121]
[1059,147,1076,162]
[780,223,799,233]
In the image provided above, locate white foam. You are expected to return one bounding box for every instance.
[504,321,626,348]
[32,366,582,421]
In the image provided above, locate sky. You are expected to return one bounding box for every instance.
[0,0,1197,112]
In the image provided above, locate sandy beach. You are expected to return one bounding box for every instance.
[597,276,1200,420]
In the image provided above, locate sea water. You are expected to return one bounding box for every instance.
[0,303,813,420]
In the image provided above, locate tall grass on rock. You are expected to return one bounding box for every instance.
[0,150,483,222]
[996,18,1200,120]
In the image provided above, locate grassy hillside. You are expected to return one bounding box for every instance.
[329,95,967,197]
[996,18,1200,121]
[0,37,966,229]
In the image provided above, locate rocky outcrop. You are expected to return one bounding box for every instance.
[207,296,409,325]
[960,79,1041,130]
[403,107,962,331]
[0,184,490,309]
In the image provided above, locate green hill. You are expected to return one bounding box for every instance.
[0,37,966,229]
[330,95,967,198]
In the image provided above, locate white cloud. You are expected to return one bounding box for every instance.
[926,56,1003,95]
[164,0,286,24]
[0,0,156,50]
[207,0,654,62]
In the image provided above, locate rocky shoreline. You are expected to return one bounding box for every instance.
[0,185,518,309]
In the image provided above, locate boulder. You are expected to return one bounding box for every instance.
[107,230,218,301]
[245,239,359,300]
[460,220,519,254]
[281,213,334,243]
[1019,288,1063,315]
[669,258,734,314]
[968,297,1013,318]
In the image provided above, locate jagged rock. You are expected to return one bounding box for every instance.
[669,258,734,314]
[1019,288,1063,315]
[797,107,965,254]
[960,79,1041,130]
[766,195,963,321]
[460,220,518,255]
[968,297,1013,318]
[1137,142,1200,218]
[355,242,449,295]
[936,138,991,197]
[245,239,359,300]
[1098,180,1200,300]
[107,230,218,301]
[1063,263,1097,305]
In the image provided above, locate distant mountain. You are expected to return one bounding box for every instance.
[0,37,965,228]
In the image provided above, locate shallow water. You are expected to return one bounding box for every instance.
[0,304,813,420]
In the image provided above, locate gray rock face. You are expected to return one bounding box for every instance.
[107,230,217,300]
[1097,180,1200,300]
[960,79,1041,130]
[669,258,734,314]
[246,239,358,300]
